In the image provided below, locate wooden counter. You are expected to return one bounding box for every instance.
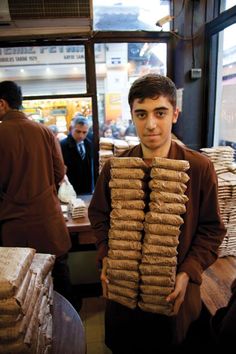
[201,256,236,315]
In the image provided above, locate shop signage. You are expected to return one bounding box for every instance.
[0,44,105,66]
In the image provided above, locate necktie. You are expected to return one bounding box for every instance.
[78,142,85,160]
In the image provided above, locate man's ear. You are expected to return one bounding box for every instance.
[172,107,179,124]
[0,99,8,109]
[0,99,4,108]
[0,99,10,116]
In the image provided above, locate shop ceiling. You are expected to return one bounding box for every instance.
[0,0,92,40]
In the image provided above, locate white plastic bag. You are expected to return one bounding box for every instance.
[58,175,77,203]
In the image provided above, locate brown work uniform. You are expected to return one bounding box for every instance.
[88,140,226,353]
[0,110,71,257]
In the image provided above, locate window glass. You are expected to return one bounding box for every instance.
[214,23,236,157]
[93,0,171,31]
[221,0,236,12]
[0,45,86,96]
[22,97,93,139]
[95,42,167,139]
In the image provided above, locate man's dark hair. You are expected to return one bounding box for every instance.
[128,73,177,110]
[0,81,22,109]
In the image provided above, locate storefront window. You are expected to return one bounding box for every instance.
[0,45,86,96]
[93,0,171,31]
[213,23,236,156]
[95,42,167,138]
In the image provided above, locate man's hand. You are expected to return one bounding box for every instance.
[166,272,190,315]
[100,257,109,298]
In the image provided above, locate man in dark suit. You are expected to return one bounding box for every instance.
[60,116,93,195]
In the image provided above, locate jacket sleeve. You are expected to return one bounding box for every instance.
[88,160,111,267]
[178,159,226,284]
[52,135,66,185]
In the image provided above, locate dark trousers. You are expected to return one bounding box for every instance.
[52,253,82,312]
[105,300,179,354]
[52,254,72,299]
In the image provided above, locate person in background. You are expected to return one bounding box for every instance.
[48,124,67,141]
[102,125,114,138]
[0,81,81,311]
[60,115,93,195]
[88,73,226,353]
[124,119,137,137]
[48,124,59,137]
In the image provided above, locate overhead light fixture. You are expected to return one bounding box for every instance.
[155,15,174,28]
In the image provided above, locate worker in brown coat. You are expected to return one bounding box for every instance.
[88,74,226,353]
[0,81,80,309]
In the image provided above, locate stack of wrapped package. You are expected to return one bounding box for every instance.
[99,149,114,173]
[107,157,148,309]
[139,157,190,315]
[0,247,55,353]
[124,136,140,149]
[217,173,236,256]
[200,146,235,170]
[99,137,114,173]
[99,137,114,151]
[113,140,129,156]
[68,197,86,219]
[106,156,190,316]
[200,146,236,257]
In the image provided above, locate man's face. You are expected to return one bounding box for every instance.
[131,96,179,153]
[71,123,89,143]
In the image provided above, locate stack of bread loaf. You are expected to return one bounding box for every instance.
[0,247,55,353]
[139,157,190,315]
[107,156,190,315]
[107,157,148,309]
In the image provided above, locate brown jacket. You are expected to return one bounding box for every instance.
[0,110,71,257]
[88,140,226,341]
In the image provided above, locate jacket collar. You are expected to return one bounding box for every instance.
[1,110,27,122]
[129,140,185,160]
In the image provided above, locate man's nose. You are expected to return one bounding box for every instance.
[146,114,157,130]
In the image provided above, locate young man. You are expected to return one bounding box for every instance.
[0,81,79,309]
[88,74,226,353]
[60,116,93,195]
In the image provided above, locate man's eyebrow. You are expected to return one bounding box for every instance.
[134,106,169,113]
[133,109,146,113]
[154,106,169,111]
